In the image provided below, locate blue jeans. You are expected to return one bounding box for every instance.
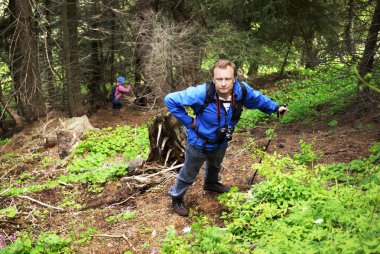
[112,98,122,110]
[168,144,227,198]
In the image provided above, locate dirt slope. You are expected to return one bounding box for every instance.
[1,101,379,254]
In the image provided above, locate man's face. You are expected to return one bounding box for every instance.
[213,66,234,99]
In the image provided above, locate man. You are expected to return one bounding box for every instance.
[111,76,131,111]
[164,60,288,216]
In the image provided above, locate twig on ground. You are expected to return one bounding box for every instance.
[111,192,138,206]
[121,163,183,182]
[58,181,74,187]
[145,163,183,178]
[0,163,22,180]
[91,234,135,251]
[149,97,158,111]
[17,195,65,211]
[0,184,13,196]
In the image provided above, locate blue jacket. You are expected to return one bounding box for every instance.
[164,80,279,151]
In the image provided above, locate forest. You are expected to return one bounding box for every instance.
[0,0,379,253]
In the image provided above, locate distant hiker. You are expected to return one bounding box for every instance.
[111,76,131,111]
[164,59,288,217]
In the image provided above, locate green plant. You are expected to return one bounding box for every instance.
[106,211,135,223]
[42,157,53,167]
[19,172,34,181]
[0,206,17,219]
[367,123,375,130]
[57,125,149,185]
[76,228,100,244]
[0,232,72,254]
[294,138,323,166]
[162,143,380,253]
[328,119,338,127]
[238,65,357,130]
[0,138,9,146]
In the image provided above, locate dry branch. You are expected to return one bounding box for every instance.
[111,192,138,206]
[17,195,65,211]
[91,234,135,251]
[0,185,13,196]
[121,163,183,182]
[145,163,183,178]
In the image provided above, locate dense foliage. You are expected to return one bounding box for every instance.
[0,65,378,253]
[238,65,357,129]
[0,0,379,125]
[162,142,380,253]
[1,125,149,195]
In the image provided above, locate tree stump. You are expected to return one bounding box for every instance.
[146,111,186,167]
[57,115,94,158]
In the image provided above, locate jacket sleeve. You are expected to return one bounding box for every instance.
[242,82,278,114]
[164,85,205,128]
[118,84,131,93]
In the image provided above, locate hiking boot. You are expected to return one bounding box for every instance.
[171,197,189,217]
[203,182,230,193]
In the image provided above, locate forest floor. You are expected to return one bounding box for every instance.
[1,95,380,253]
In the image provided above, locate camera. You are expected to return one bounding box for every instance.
[216,126,234,141]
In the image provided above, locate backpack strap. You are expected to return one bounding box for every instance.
[195,81,247,120]
[231,82,247,122]
[195,82,215,116]
[239,82,247,102]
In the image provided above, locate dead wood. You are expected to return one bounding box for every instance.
[57,115,94,158]
[146,111,186,166]
[0,80,25,127]
[17,195,65,211]
[83,187,135,210]
[91,234,135,251]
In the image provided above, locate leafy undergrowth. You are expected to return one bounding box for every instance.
[1,125,149,196]
[238,65,357,129]
[162,142,380,253]
[0,125,149,253]
[0,65,378,253]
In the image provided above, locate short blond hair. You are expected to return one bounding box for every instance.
[211,60,236,77]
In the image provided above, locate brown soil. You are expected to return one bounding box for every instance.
[1,100,379,254]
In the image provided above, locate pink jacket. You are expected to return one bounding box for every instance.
[115,83,131,99]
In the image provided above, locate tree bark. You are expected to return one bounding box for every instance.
[109,5,116,85]
[62,0,82,116]
[0,81,24,127]
[280,37,293,75]
[9,0,46,121]
[247,61,259,78]
[344,0,355,57]
[44,0,57,110]
[87,2,105,112]
[303,37,318,69]
[358,0,380,92]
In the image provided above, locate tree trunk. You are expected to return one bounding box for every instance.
[358,0,380,92]
[44,0,57,110]
[109,7,116,85]
[303,37,318,69]
[87,3,105,113]
[344,0,355,57]
[280,37,293,75]
[0,81,24,127]
[62,0,82,116]
[134,56,143,92]
[9,0,46,122]
[247,61,259,78]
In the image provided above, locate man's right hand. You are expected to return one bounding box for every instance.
[278,106,288,115]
